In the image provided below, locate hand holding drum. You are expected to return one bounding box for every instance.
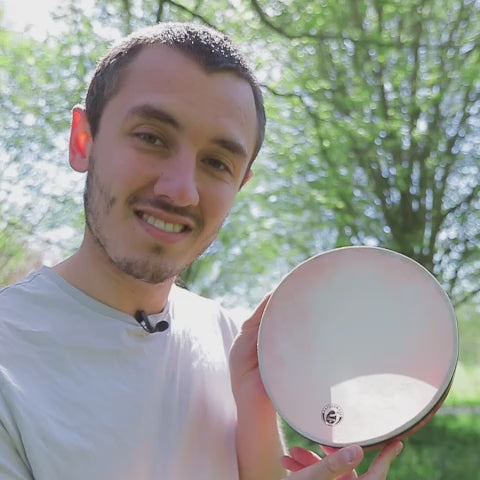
[258,246,458,449]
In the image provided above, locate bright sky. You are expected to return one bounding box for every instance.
[1,0,95,39]
[1,0,61,37]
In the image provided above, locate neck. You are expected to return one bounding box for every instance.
[53,244,174,317]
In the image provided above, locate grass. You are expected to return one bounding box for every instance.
[444,362,480,406]
[284,415,480,479]
[362,415,480,479]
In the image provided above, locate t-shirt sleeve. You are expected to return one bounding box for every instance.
[0,421,33,480]
[218,306,242,345]
[0,335,31,479]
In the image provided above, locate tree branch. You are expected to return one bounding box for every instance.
[250,0,480,49]
[155,0,166,23]
[443,183,480,220]
[454,285,480,308]
[166,0,219,30]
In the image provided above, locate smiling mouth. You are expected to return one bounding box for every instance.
[139,213,189,233]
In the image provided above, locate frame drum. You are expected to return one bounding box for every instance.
[258,247,458,449]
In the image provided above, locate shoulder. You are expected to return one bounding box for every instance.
[169,284,240,338]
[0,268,65,336]
[0,269,50,367]
[170,284,223,311]
[0,269,46,309]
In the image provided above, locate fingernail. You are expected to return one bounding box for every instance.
[341,445,361,464]
[395,442,404,456]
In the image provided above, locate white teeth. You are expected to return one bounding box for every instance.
[142,214,186,233]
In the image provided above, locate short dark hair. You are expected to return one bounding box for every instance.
[85,22,266,167]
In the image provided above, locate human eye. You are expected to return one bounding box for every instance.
[204,156,232,175]
[134,131,167,147]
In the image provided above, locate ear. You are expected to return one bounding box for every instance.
[69,106,92,172]
[239,169,254,189]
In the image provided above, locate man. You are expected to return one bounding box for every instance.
[0,22,402,479]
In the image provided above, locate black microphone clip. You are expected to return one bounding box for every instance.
[134,310,169,333]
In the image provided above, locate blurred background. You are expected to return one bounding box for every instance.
[1,0,479,477]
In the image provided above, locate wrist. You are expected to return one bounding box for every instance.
[235,397,286,480]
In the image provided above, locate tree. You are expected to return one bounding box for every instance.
[2,0,479,309]
[0,212,44,286]
[243,0,480,307]
[167,0,480,307]
[0,2,110,261]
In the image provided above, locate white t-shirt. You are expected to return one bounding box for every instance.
[0,268,240,480]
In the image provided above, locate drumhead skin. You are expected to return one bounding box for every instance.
[258,246,458,449]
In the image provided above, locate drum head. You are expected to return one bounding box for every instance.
[258,247,458,448]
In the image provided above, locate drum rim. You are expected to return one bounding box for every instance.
[258,246,459,448]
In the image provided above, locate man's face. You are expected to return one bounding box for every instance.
[77,45,257,284]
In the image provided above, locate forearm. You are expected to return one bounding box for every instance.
[235,392,286,480]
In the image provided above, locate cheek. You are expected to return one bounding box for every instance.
[201,184,238,220]
[100,163,148,204]
[93,139,144,182]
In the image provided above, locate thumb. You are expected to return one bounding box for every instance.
[240,293,271,332]
[286,445,363,480]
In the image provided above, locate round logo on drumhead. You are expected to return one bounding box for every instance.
[322,403,343,426]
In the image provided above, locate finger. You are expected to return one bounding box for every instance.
[336,471,358,480]
[288,445,364,480]
[282,447,322,472]
[281,455,305,472]
[240,294,271,331]
[321,445,339,456]
[290,446,322,467]
[362,441,403,480]
[320,446,358,479]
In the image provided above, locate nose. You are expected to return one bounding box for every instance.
[152,148,200,207]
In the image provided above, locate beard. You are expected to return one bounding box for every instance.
[83,155,221,284]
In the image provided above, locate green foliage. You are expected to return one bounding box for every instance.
[0,225,28,287]
[0,2,112,257]
[456,301,480,366]
[115,0,479,308]
[367,415,480,478]
[248,0,480,304]
[1,0,479,311]
[0,213,42,287]
[447,362,480,405]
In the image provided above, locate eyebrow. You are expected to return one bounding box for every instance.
[212,137,248,160]
[125,103,249,160]
[125,104,181,130]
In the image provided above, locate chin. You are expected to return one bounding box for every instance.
[112,256,181,285]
